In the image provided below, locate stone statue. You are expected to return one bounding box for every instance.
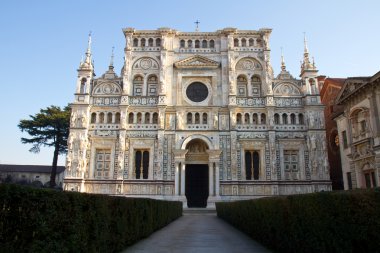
[71,112,77,127]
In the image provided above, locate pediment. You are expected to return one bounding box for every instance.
[174,55,219,69]
[93,81,121,95]
[273,82,301,96]
[336,79,368,104]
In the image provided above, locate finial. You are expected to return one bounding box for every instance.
[281,47,286,71]
[312,56,316,68]
[110,46,115,67]
[195,20,200,32]
[87,31,92,54]
[303,32,308,54]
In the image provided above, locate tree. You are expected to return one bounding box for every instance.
[18,105,71,188]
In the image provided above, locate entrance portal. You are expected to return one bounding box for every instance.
[185,164,209,208]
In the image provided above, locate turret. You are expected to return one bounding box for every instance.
[300,34,319,95]
[75,33,95,102]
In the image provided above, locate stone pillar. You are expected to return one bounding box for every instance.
[215,163,220,196]
[172,149,188,196]
[258,113,261,125]
[209,162,214,196]
[181,163,186,196]
[174,162,179,195]
[247,78,252,97]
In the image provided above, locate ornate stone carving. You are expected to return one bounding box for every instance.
[93,97,120,106]
[128,96,158,106]
[274,98,302,107]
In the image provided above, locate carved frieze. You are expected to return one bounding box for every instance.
[93,97,120,106]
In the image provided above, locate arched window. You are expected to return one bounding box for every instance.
[245,150,260,180]
[115,113,120,124]
[141,38,146,47]
[187,40,193,48]
[91,113,96,123]
[274,113,279,124]
[195,40,200,48]
[195,113,200,124]
[252,113,258,124]
[209,40,215,48]
[299,113,304,125]
[236,113,242,124]
[145,112,150,124]
[180,40,185,48]
[237,75,247,97]
[290,113,296,124]
[249,38,254,47]
[128,113,134,124]
[202,40,207,48]
[147,75,158,96]
[148,38,153,47]
[241,38,246,47]
[234,38,239,47]
[251,75,261,96]
[244,113,250,124]
[202,113,207,124]
[187,112,192,124]
[107,112,113,124]
[133,38,138,47]
[156,38,161,47]
[133,75,143,96]
[282,113,288,124]
[99,112,105,123]
[261,114,266,124]
[80,78,87,93]
[153,112,159,124]
[137,113,142,124]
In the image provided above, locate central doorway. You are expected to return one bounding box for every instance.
[185,164,209,207]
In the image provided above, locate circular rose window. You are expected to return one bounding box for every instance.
[186,82,208,102]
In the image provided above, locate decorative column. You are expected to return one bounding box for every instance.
[215,163,220,196]
[181,163,186,196]
[209,162,214,196]
[207,150,222,197]
[174,162,180,195]
[172,149,188,196]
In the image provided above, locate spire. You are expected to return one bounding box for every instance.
[281,47,286,71]
[109,46,114,69]
[79,32,93,71]
[301,32,315,72]
[84,31,92,64]
[304,32,309,54]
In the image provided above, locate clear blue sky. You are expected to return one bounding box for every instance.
[0,0,379,165]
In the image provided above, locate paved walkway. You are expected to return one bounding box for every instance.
[123,212,271,253]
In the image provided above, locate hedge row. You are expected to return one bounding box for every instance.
[216,189,380,253]
[0,184,182,253]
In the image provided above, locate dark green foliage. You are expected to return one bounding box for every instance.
[18,105,71,187]
[0,184,182,253]
[216,189,380,253]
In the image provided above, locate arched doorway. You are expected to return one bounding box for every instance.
[185,139,209,207]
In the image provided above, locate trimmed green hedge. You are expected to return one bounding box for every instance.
[0,184,182,253]
[216,189,380,253]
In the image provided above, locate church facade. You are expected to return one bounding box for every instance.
[64,27,331,207]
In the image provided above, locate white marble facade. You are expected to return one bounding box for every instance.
[64,27,331,207]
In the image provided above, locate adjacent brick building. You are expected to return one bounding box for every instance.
[319,77,345,190]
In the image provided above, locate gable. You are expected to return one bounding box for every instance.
[174,55,219,69]
[273,82,301,96]
[235,57,262,70]
[133,57,159,70]
[93,82,121,95]
[336,79,368,105]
